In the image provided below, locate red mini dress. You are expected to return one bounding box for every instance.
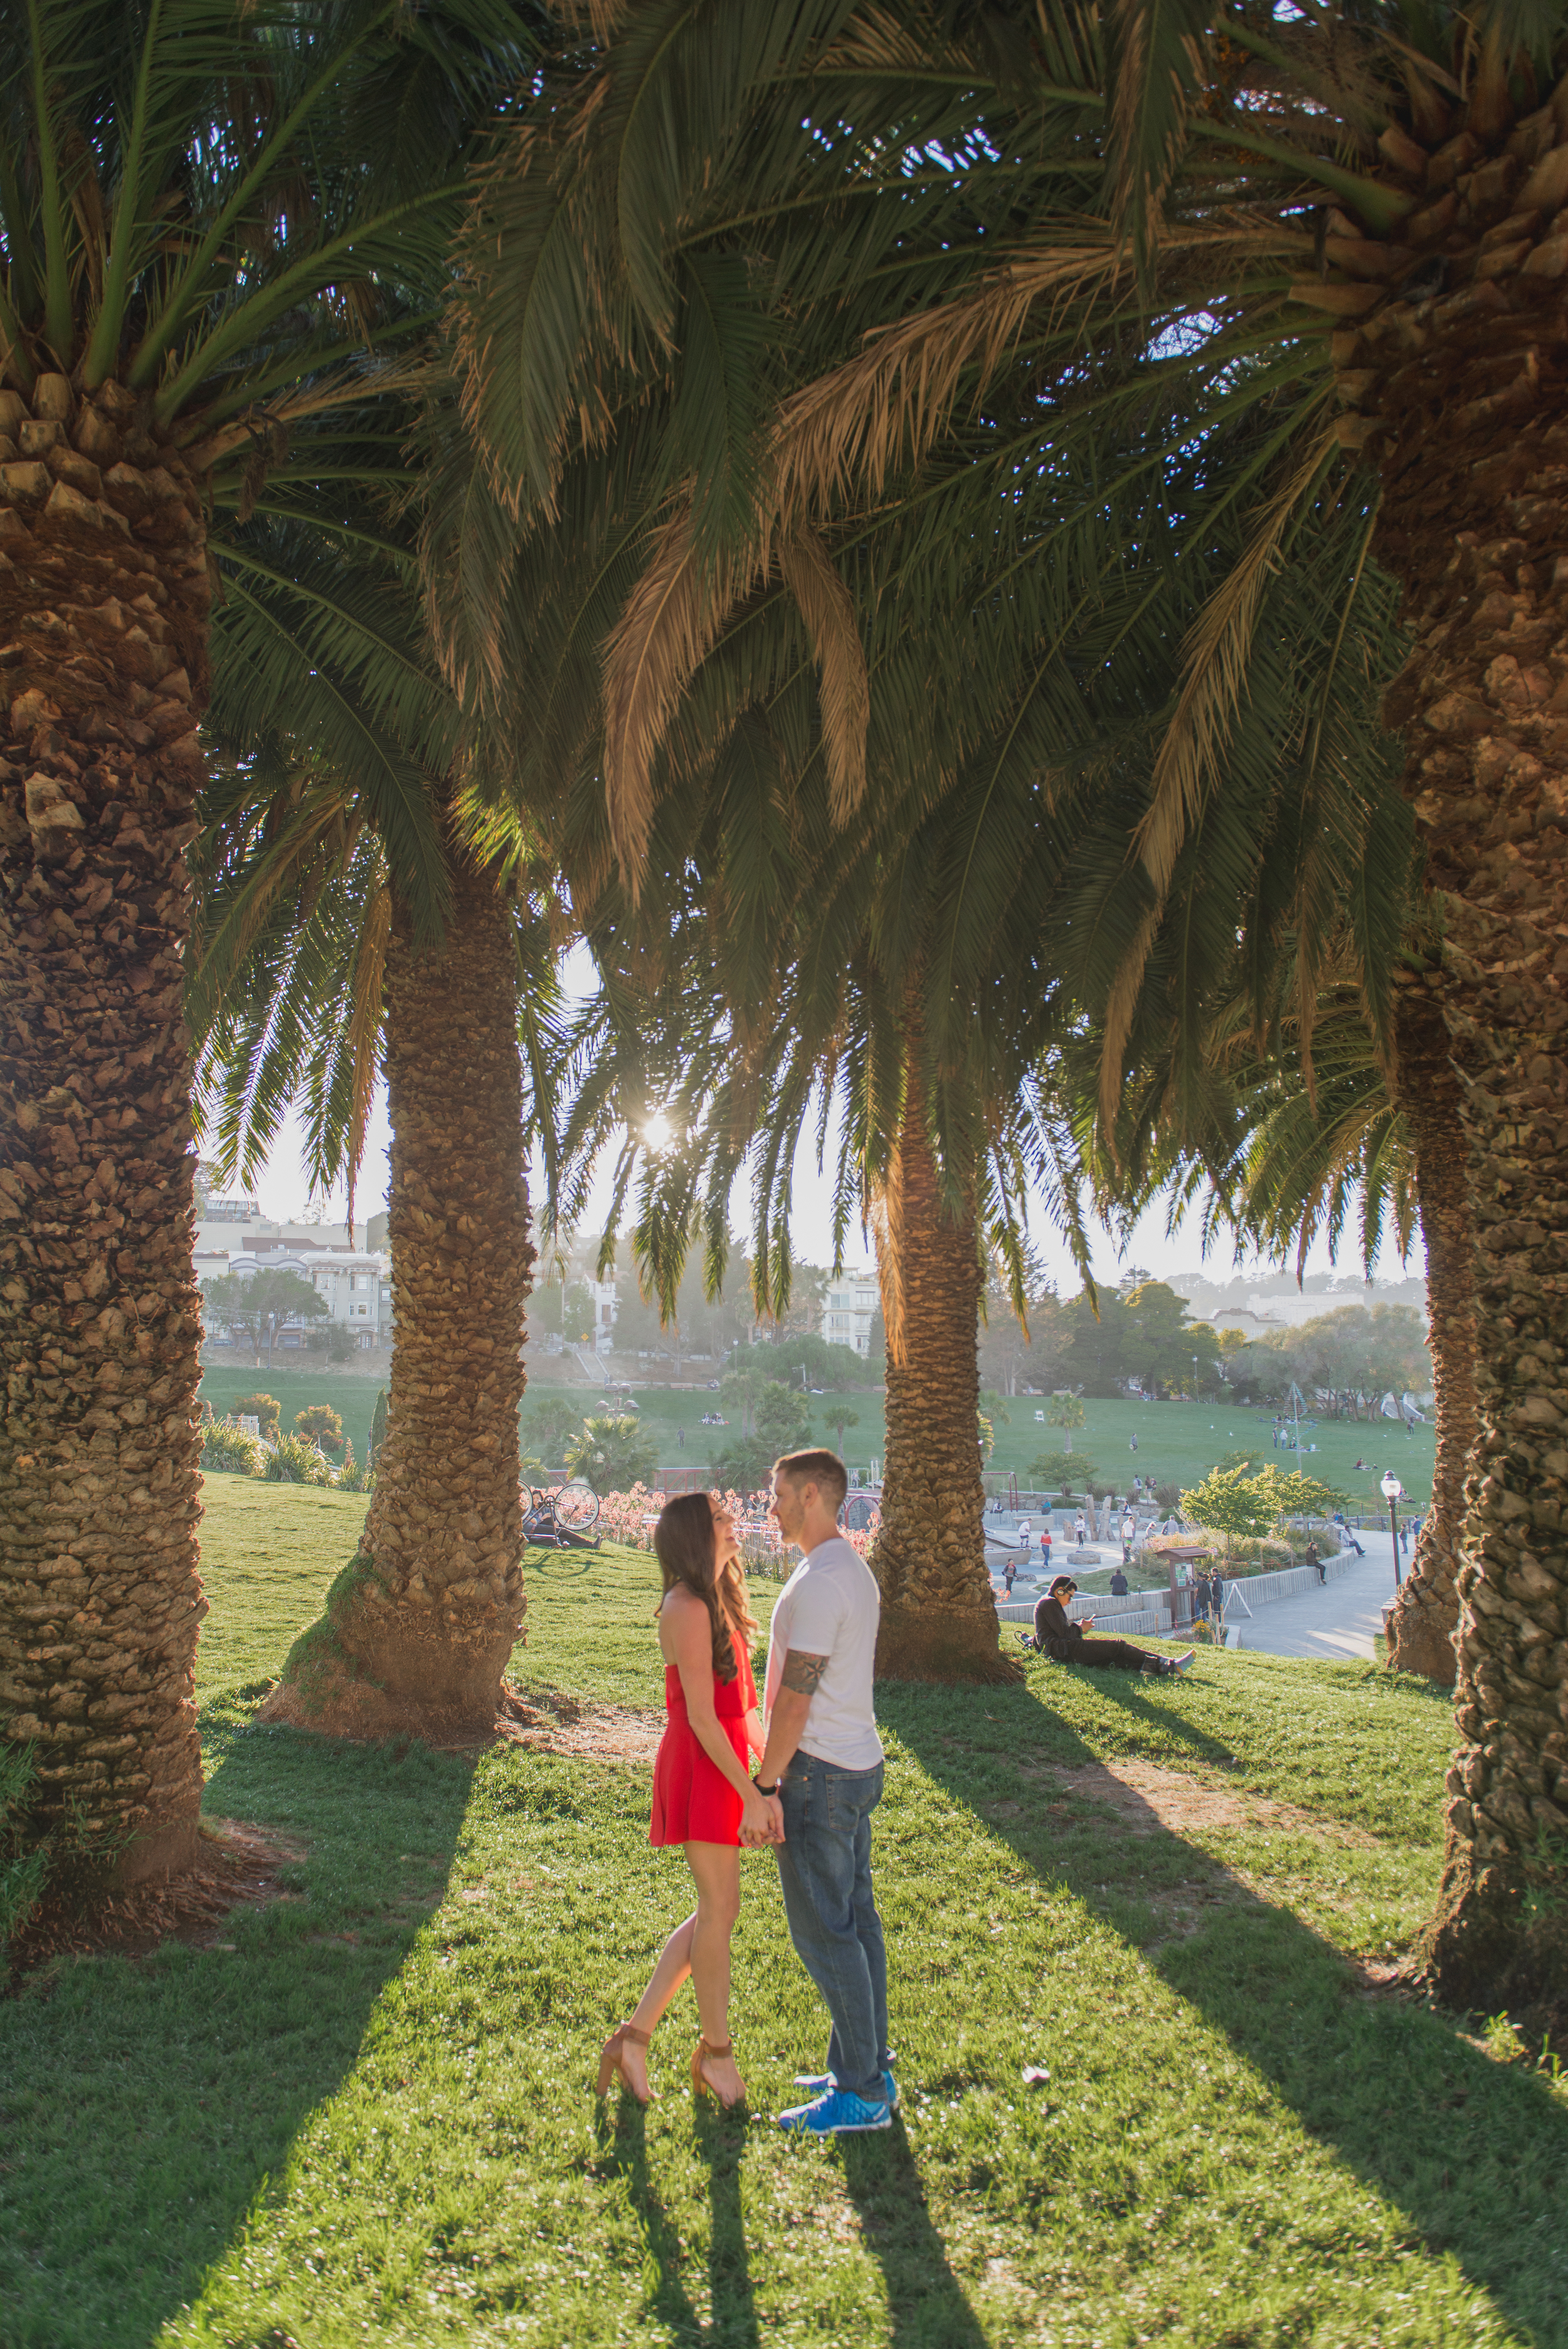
[649,1626,758,1847]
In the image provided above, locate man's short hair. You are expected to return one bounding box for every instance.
[773,1447,849,1514]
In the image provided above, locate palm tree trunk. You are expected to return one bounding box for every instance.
[260,848,532,1740]
[0,378,212,1881]
[869,1080,1017,1684]
[1337,221,1568,2005]
[1383,986,1478,1686]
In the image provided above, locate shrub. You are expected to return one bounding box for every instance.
[262,1431,332,1485]
[368,1387,388,1464]
[711,1433,776,1495]
[336,1439,375,1494]
[230,1392,280,1438]
[200,1419,265,1475]
[295,1404,344,1455]
[568,1413,657,1494]
[1029,1450,1097,1494]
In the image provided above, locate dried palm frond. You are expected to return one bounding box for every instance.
[600,502,869,881]
[600,505,747,883]
[775,528,868,829]
[771,218,1310,522]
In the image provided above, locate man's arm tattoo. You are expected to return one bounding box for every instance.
[780,1649,829,1696]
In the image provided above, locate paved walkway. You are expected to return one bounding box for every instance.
[1228,1532,1404,1662]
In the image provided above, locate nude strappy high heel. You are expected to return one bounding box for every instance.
[691,2034,746,2108]
[595,2020,653,2102]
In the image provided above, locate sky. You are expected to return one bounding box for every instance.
[241,1077,1424,1302]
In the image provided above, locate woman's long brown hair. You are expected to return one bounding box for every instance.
[654,1492,758,1682]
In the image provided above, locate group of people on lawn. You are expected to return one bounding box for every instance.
[599,1450,1190,2132]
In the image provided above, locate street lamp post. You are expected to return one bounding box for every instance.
[1380,1470,1403,1587]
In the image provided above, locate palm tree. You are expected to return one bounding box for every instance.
[0,3,537,1874]
[193,475,566,1741]
[540,459,1403,1684]
[455,0,1567,2003]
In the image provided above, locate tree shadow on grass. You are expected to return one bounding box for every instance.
[881,1675,1568,2349]
[594,2096,760,2346]
[0,1710,475,2349]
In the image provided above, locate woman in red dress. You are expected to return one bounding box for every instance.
[595,1492,773,2109]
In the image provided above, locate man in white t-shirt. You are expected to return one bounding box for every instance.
[752,1447,892,2135]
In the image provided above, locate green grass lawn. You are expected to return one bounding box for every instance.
[201,1357,1436,1520]
[199,1360,388,1458]
[8,1480,1561,2348]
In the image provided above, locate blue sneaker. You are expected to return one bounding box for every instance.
[793,2068,899,2108]
[776,2087,891,2134]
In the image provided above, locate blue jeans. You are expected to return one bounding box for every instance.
[774,1752,889,2105]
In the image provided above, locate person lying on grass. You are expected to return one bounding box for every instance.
[1030,1576,1194,1678]
[596,1491,774,2112]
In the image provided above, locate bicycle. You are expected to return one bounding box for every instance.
[521,1475,603,1552]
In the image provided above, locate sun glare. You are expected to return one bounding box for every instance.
[644,1111,672,1150]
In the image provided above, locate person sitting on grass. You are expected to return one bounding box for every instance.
[1109,1566,1129,1596]
[1030,1576,1194,1678]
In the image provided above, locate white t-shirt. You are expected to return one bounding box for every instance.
[765,1535,884,1771]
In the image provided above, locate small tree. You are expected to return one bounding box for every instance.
[1182,1464,1350,1556]
[1180,1465,1277,1556]
[1256,1467,1350,1529]
[295,1406,345,1457]
[711,1432,776,1495]
[245,1270,329,1369]
[1046,1393,1086,1451]
[523,1395,589,1467]
[978,1389,1011,1462]
[231,1394,281,1440]
[824,1401,861,1451]
[755,1381,812,1460]
[568,1414,657,1495]
[719,1363,771,1436]
[368,1389,388,1465]
[1030,1450,1097,1495]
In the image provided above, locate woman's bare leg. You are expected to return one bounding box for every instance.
[619,1911,699,2097]
[684,1840,744,2101]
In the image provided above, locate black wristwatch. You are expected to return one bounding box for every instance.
[753,1774,780,1796]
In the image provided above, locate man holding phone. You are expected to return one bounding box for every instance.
[1031,1575,1193,1677]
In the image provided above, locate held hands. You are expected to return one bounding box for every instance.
[739,1788,785,1847]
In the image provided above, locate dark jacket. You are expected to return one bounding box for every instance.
[1032,1596,1083,1657]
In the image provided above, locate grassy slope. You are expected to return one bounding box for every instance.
[201,1358,1438,1514]
[3,1483,1561,2348]
[199,1363,388,1459]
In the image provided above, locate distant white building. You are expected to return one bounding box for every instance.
[198,1232,392,1352]
[1205,1289,1431,1339]
[588,1275,618,1353]
[822,1271,879,1358]
[1207,1306,1285,1337]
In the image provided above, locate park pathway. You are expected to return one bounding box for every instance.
[1230,1531,1405,1662]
